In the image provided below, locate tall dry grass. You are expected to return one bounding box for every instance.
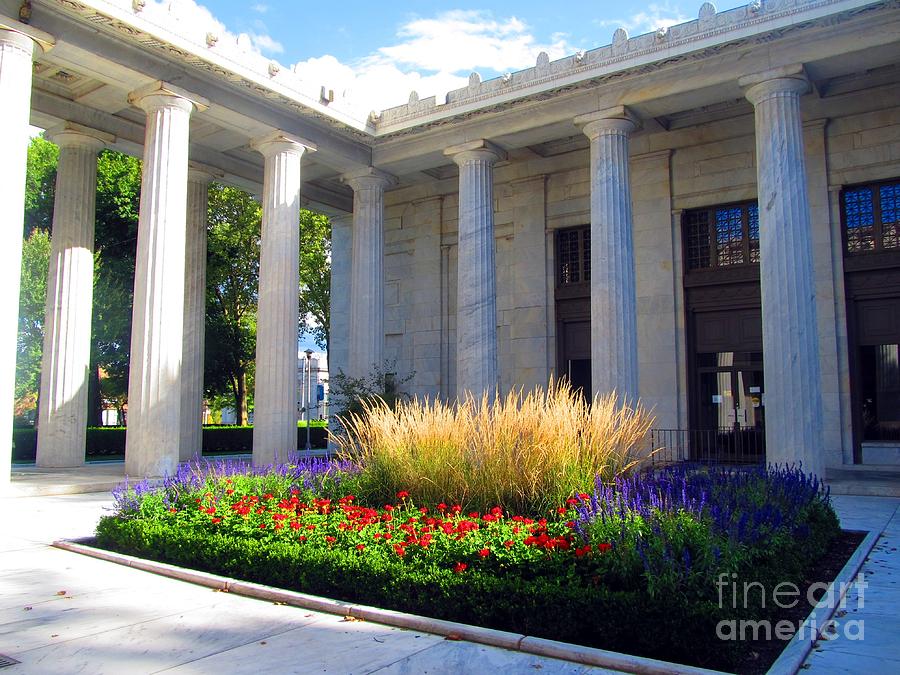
[335,381,655,514]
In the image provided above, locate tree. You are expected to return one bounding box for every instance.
[205,183,261,424]
[15,229,50,421]
[90,149,142,422]
[23,137,57,236]
[16,138,141,424]
[299,210,331,350]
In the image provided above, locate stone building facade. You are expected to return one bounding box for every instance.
[2,0,899,484]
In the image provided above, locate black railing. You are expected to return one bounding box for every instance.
[649,428,765,466]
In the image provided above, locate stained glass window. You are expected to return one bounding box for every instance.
[683,201,759,271]
[842,181,900,254]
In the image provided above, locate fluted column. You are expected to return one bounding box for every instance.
[179,164,216,461]
[576,106,640,404]
[252,132,314,466]
[344,168,396,379]
[125,82,208,477]
[36,125,110,468]
[741,66,825,477]
[445,140,505,399]
[0,29,39,487]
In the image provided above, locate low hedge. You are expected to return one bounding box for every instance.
[12,423,328,461]
[95,461,840,670]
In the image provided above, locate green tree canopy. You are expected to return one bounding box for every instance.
[16,229,50,417]
[205,183,261,424]
[299,209,331,351]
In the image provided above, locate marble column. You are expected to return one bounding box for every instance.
[575,106,640,404]
[344,168,396,379]
[741,65,825,477]
[251,132,313,467]
[0,29,38,487]
[179,165,215,461]
[125,82,208,477]
[36,125,110,468]
[444,140,505,399]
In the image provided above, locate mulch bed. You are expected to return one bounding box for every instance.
[740,529,867,674]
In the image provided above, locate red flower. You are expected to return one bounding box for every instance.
[259,523,267,529]
[356,544,366,551]
[503,540,514,549]
[437,503,447,511]
[452,562,467,574]
[325,536,336,544]
[478,548,490,558]
[290,521,301,530]
[393,544,406,557]
[225,489,234,496]
[211,518,221,524]
[598,542,612,553]
[169,508,177,514]
[566,498,579,506]
[556,507,567,515]
[298,535,306,542]
[396,491,410,499]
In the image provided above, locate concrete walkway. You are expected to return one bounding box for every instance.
[803,495,900,673]
[1,481,898,673]
[0,491,613,674]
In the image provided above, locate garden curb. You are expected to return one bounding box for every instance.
[765,529,880,675]
[53,538,728,675]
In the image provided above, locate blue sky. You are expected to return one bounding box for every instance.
[171,1,748,114]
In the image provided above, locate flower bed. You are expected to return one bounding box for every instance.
[96,458,840,671]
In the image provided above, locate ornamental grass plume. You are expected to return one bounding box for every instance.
[335,380,654,514]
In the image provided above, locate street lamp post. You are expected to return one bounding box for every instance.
[304,349,313,454]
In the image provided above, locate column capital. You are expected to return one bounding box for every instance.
[128,81,209,114]
[0,22,54,54]
[342,166,397,191]
[444,139,507,165]
[575,106,640,139]
[251,131,316,159]
[739,64,809,105]
[187,161,223,184]
[46,122,114,152]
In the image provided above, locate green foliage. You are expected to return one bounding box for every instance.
[204,183,261,423]
[95,463,841,671]
[24,137,58,236]
[16,229,50,408]
[298,210,330,350]
[329,361,414,423]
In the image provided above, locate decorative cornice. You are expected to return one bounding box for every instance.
[374,0,893,140]
[35,0,898,147]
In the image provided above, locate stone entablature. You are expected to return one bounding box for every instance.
[22,0,893,141]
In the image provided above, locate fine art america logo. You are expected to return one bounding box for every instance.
[715,572,867,642]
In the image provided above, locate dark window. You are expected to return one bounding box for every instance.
[842,180,900,254]
[556,226,591,286]
[683,201,760,271]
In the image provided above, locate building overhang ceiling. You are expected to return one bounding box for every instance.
[8,0,900,213]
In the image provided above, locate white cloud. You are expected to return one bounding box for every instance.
[291,10,575,116]
[597,2,692,36]
[251,4,268,13]
[247,31,283,55]
[376,10,571,73]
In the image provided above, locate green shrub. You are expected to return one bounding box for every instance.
[96,459,840,671]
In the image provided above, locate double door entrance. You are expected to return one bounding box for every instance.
[694,351,766,462]
[687,304,766,463]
